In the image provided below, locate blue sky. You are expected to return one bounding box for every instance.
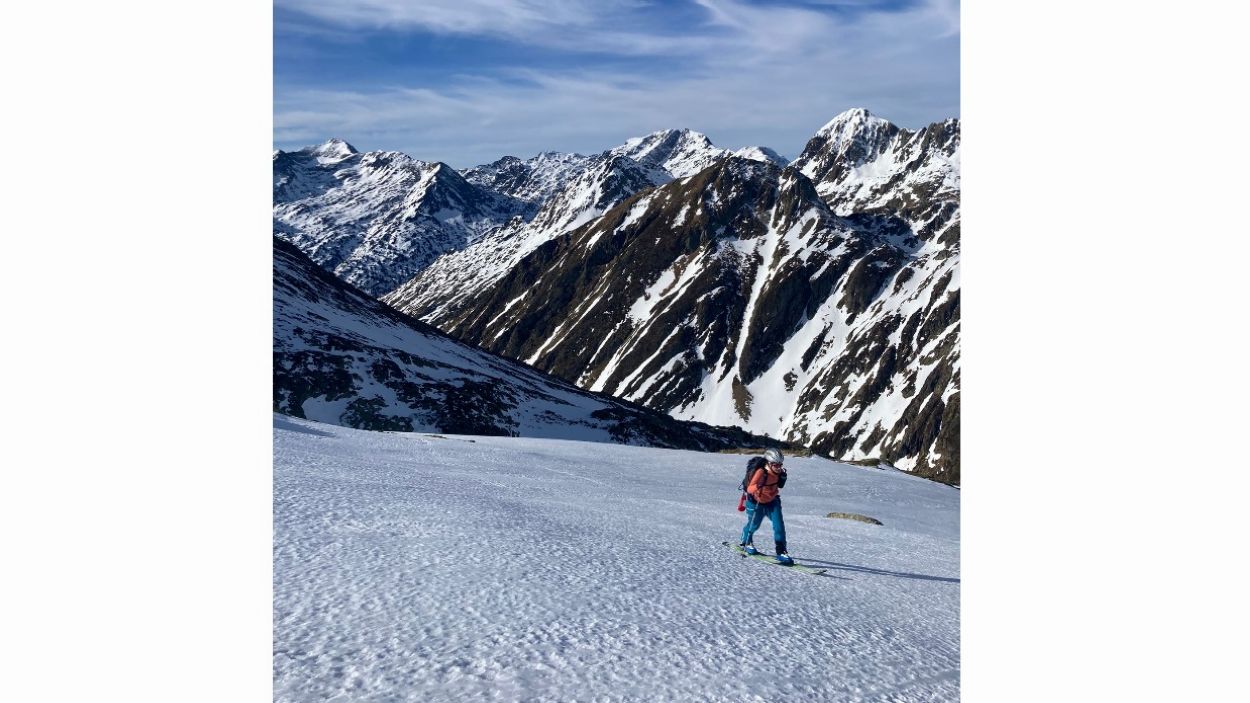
[274,0,959,169]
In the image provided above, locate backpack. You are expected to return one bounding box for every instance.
[739,456,767,491]
[739,455,787,492]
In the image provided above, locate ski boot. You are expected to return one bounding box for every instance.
[774,541,793,565]
[742,541,759,555]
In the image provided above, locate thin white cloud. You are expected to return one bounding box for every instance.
[276,0,854,57]
[279,0,959,51]
[274,0,958,166]
[277,0,628,43]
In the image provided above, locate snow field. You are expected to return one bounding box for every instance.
[274,416,959,702]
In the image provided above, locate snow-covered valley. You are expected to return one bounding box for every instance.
[274,415,960,702]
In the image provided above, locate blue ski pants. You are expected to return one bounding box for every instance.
[740,496,786,545]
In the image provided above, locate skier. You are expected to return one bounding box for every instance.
[738,448,792,565]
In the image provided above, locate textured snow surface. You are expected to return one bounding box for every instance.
[274,416,960,702]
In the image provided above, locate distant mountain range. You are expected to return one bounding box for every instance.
[273,140,520,297]
[274,108,960,483]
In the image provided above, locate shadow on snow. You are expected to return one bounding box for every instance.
[797,558,959,584]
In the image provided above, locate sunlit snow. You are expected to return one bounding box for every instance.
[274,415,960,702]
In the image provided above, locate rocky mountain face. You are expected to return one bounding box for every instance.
[382,132,792,326]
[385,109,960,483]
[273,236,783,451]
[273,140,523,297]
[383,152,672,326]
[793,108,960,240]
[275,109,959,481]
[273,131,729,300]
[459,151,591,219]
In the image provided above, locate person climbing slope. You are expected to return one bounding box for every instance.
[738,448,792,565]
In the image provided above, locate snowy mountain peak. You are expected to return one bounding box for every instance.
[274,141,526,296]
[622,127,712,149]
[816,108,886,136]
[611,128,728,179]
[535,150,583,161]
[427,161,455,177]
[460,151,592,212]
[793,108,905,183]
[732,146,788,166]
[811,109,898,159]
[727,152,788,175]
[301,138,359,161]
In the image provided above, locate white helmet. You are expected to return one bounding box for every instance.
[764,448,784,465]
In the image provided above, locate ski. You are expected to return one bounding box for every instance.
[722,541,827,576]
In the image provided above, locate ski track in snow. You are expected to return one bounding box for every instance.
[274,415,959,702]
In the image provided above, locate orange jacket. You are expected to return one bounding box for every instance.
[747,467,784,504]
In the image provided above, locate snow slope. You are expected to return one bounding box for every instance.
[274,416,960,702]
[274,237,775,451]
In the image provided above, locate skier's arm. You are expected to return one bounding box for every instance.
[746,469,764,499]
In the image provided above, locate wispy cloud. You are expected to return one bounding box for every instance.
[274,0,959,167]
[276,0,653,50]
[277,0,590,34]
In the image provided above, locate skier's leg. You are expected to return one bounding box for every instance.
[766,499,792,563]
[740,499,765,545]
[769,498,787,546]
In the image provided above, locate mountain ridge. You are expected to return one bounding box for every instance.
[385,113,960,483]
[273,236,788,452]
[273,146,525,296]
[275,109,960,482]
